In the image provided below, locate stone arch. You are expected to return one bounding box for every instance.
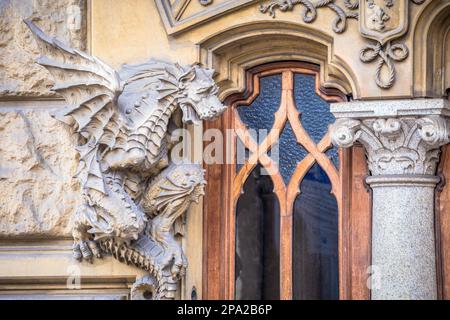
[413,0,450,98]
[197,21,359,100]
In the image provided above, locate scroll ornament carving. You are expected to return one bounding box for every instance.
[260,0,359,34]
[260,0,426,89]
[331,116,450,176]
[25,20,226,299]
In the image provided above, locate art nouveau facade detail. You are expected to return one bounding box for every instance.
[0,0,450,300]
[331,101,450,176]
[331,99,450,299]
[24,18,225,299]
[260,0,426,89]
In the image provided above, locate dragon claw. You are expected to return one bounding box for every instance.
[72,243,82,261]
[73,240,102,263]
[171,261,187,279]
[161,247,187,280]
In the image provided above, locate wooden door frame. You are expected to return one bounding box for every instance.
[435,93,450,300]
[202,61,371,300]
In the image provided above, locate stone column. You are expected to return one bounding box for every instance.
[330,99,450,300]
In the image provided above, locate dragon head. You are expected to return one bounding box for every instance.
[176,65,226,125]
[118,60,226,127]
[178,65,225,124]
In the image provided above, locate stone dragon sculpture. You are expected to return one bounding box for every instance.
[25,20,226,299]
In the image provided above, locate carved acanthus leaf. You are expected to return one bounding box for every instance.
[331,116,450,175]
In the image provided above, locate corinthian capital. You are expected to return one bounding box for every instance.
[417,115,450,147]
[331,118,362,148]
[330,99,450,176]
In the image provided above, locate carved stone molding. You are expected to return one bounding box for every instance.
[25,20,226,300]
[413,1,450,97]
[198,21,358,99]
[156,0,259,35]
[260,0,427,89]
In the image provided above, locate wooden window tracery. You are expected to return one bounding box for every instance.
[203,62,371,300]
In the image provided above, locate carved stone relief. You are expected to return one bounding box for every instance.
[329,99,448,300]
[331,115,450,175]
[260,0,426,89]
[25,20,226,299]
[360,0,408,40]
[260,0,359,34]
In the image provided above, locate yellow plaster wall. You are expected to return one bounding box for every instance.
[89,0,429,99]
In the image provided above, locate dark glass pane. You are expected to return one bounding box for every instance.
[294,74,335,144]
[237,74,282,141]
[235,164,280,300]
[293,163,339,300]
[276,122,308,183]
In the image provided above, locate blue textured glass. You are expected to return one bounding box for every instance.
[237,74,282,140]
[276,122,308,183]
[294,74,335,144]
[292,163,339,300]
[326,147,340,169]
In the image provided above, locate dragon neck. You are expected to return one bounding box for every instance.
[142,98,178,159]
[149,99,177,131]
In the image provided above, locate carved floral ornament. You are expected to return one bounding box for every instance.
[260,0,426,89]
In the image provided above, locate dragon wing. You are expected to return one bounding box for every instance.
[25,20,125,194]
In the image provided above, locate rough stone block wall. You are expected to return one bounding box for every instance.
[0,110,80,237]
[0,0,86,97]
[0,0,87,238]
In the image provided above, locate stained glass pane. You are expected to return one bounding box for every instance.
[326,146,340,169]
[294,74,335,144]
[237,74,282,141]
[276,122,308,183]
[235,164,280,300]
[293,163,339,300]
[234,67,341,301]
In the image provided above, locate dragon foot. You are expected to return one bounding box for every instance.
[99,235,183,299]
[72,240,102,263]
[130,275,157,300]
[155,244,188,280]
[130,273,178,300]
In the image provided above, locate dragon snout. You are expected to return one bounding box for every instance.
[200,96,226,120]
